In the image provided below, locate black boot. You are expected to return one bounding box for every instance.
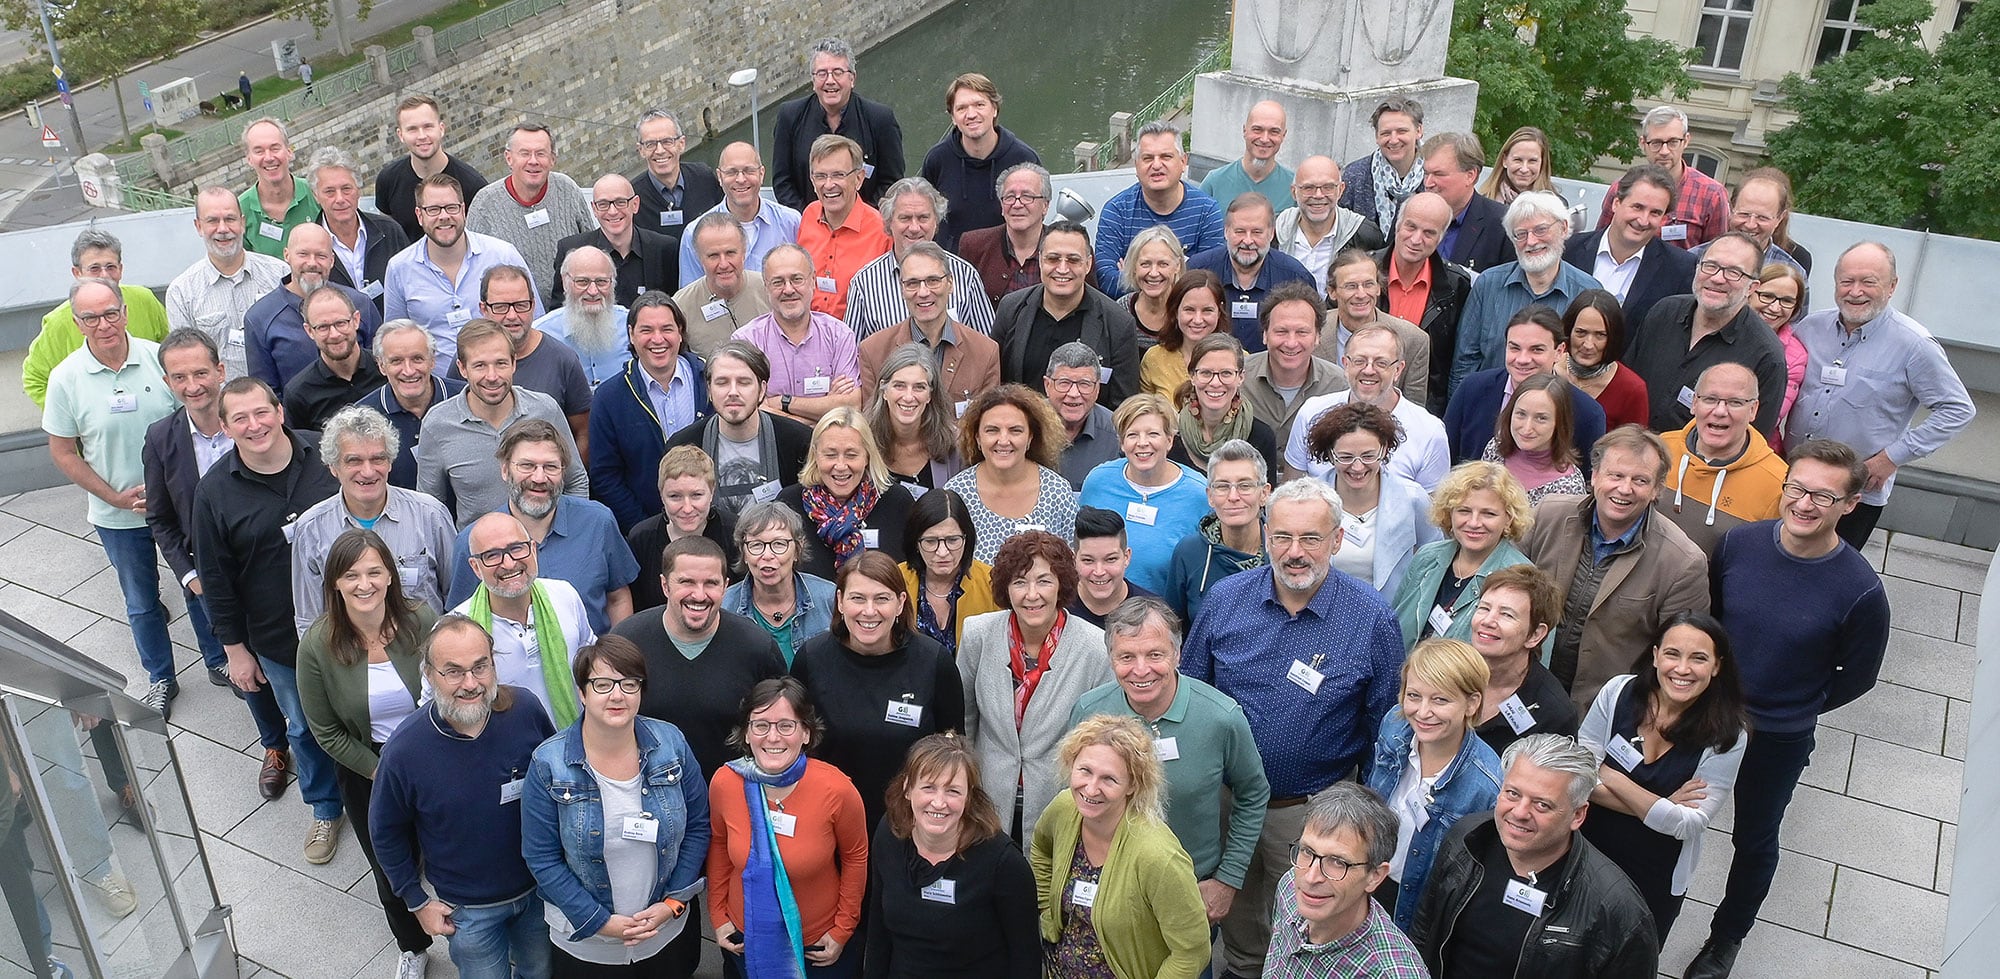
[1683,936,1741,979]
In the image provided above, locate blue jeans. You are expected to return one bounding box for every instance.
[96,525,174,684]
[447,891,549,979]
[256,656,341,821]
[185,586,289,752]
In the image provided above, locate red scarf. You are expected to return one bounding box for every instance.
[1007,610,1066,729]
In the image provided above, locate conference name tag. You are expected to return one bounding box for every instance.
[364,280,386,299]
[862,163,877,179]
[499,778,524,805]
[1498,694,1535,734]
[524,208,551,229]
[1821,365,1848,386]
[1344,523,1372,547]
[920,879,956,904]
[1125,501,1158,526]
[1286,659,1325,696]
[1154,737,1180,762]
[1501,878,1548,916]
[660,210,684,227]
[1660,224,1688,242]
[1069,880,1099,908]
[260,221,283,240]
[885,700,924,727]
[622,815,659,843]
[1607,735,1645,771]
[702,299,730,321]
[1677,386,1695,410]
[1230,300,1257,320]
[862,528,881,549]
[768,810,797,837]
[802,375,832,396]
[1427,605,1454,635]
[816,276,838,294]
[752,481,781,502]
[446,307,473,326]
[1098,367,1113,384]
[108,391,138,414]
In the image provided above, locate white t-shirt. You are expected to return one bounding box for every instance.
[1284,390,1452,492]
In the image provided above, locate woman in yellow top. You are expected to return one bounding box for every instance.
[1139,270,1226,399]
[899,488,999,657]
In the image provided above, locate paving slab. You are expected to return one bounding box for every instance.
[1685,827,1838,937]
[1827,867,1948,969]
[167,730,270,837]
[1939,822,1957,892]
[199,834,393,979]
[221,800,373,893]
[0,582,100,643]
[0,486,98,539]
[1820,680,1948,753]
[0,525,112,600]
[1844,735,1963,825]
[1779,785,1940,889]
[1880,575,1963,641]
[1800,727,1856,794]
[1879,629,1978,700]
[1960,591,1980,645]
[1660,899,1929,979]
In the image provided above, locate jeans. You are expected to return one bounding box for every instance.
[256,657,342,821]
[449,891,550,979]
[96,525,174,684]
[1710,726,1817,942]
[186,586,289,752]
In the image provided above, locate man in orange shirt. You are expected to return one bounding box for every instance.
[1372,192,1469,414]
[795,135,890,322]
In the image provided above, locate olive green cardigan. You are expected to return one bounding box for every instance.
[296,604,437,778]
[1030,790,1210,979]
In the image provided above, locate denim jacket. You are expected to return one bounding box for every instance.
[1365,708,1503,931]
[723,572,837,641]
[522,716,711,941]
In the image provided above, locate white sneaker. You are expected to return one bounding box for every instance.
[393,949,428,979]
[85,870,137,917]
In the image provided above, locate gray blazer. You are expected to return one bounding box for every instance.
[959,609,1113,840]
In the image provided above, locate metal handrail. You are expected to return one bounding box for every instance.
[1074,35,1230,172]
[122,184,196,211]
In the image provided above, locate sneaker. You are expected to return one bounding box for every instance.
[47,956,74,979]
[207,664,230,687]
[85,870,137,918]
[393,949,428,979]
[304,816,342,865]
[142,680,174,721]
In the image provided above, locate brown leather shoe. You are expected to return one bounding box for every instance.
[258,749,289,800]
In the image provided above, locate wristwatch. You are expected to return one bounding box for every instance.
[781,395,794,413]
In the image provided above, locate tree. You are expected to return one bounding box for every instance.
[1767,0,2000,238]
[0,0,201,145]
[281,0,378,57]
[1446,0,1695,178]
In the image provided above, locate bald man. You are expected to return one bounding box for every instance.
[551,173,679,306]
[242,223,382,395]
[1275,154,1387,293]
[1202,100,1295,211]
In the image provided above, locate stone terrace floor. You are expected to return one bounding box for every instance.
[0,483,1983,979]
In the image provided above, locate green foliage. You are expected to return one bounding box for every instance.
[0,0,202,84]
[0,61,53,112]
[1768,0,2000,238]
[1447,0,1695,178]
[197,0,287,32]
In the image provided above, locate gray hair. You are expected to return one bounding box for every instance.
[561,245,613,277]
[1503,191,1570,236]
[688,210,747,250]
[68,276,118,306]
[1269,476,1344,524]
[635,107,683,138]
[1640,105,1690,135]
[1838,240,1899,278]
[807,37,855,73]
[879,177,949,231]
[1500,733,1601,810]
[1303,783,1402,869]
[1119,225,1185,294]
[1103,595,1183,652]
[371,318,435,362]
[733,500,808,575]
[1207,437,1268,486]
[1045,340,1103,377]
[765,242,815,277]
[1136,120,1182,146]
[994,161,1052,200]
[319,405,403,466]
[70,229,122,267]
[306,145,362,189]
[900,240,953,275]
[242,116,288,147]
[865,342,955,459]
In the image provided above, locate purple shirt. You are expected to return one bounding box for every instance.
[730,311,861,398]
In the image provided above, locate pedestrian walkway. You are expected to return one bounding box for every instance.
[0,481,1980,978]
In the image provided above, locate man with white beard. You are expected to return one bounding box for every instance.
[1448,191,1601,396]
[370,613,558,979]
[533,246,630,386]
[167,187,290,380]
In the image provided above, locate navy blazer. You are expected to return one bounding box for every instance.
[1561,230,1698,329]
[631,162,724,238]
[587,357,712,533]
[142,406,205,583]
[1443,368,1608,470]
[1449,194,1512,273]
[322,209,410,312]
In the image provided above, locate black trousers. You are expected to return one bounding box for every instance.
[1709,727,1817,942]
[334,761,433,954]
[1836,502,1884,551]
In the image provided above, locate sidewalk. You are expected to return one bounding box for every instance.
[0,0,466,230]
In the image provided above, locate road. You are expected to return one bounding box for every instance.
[0,0,466,230]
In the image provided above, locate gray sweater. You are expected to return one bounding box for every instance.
[467,171,597,305]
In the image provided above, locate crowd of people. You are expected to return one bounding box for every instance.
[21,34,1977,979]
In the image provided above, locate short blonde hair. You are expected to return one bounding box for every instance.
[657,444,716,491]
[1403,638,1489,706]
[1113,392,1178,440]
[798,406,894,492]
[1057,714,1166,824]
[1428,461,1533,540]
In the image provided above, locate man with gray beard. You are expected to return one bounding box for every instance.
[1186,192,1316,351]
[533,247,630,386]
[449,512,598,722]
[1449,191,1601,395]
[370,614,557,979]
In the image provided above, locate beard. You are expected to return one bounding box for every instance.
[1517,248,1560,276]
[563,300,620,355]
[435,681,497,727]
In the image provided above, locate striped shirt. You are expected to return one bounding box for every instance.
[842,249,996,339]
[1265,870,1431,979]
[1091,181,1226,297]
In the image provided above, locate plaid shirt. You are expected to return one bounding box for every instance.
[1265,869,1431,979]
[1597,164,1730,249]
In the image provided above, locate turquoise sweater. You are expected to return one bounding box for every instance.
[1078,460,1210,595]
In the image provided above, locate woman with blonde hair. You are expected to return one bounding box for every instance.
[1390,462,1534,652]
[1477,127,1557,204]
[1117,226,1188,347]
[779,406,916,579]
[1078,393,1210,594]
[1031,715,1208,979]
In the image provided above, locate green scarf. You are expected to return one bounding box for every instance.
[1178,398,1255,465]
[466,581,580,728]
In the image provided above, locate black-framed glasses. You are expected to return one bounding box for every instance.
[483,299,535,314]
[472,540,534,567]
[76,307,127,327]
[1780,482,1849,507]
[416,203,464,217]
[1695,260,1753,284]
[916,534,966,552]
[637,136,687,152]
[1289,843,1366,880]
[591,195,639,211]
[743,538,795,557]
[432,659,493,681]
[585,677,642,695]
[1751,289,1798,311]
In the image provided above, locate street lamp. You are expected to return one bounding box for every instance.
[728,67,760,160]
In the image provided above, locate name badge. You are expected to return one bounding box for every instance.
[622,815,659,842]
[661,209,684,227]
[1230,300,1258,320]
[861,163,877,180]
[1097,366,1113,384]
[108,391,138,413]
[702,299,730,321]
[920,879,956,904]
[280,518,299,544]
[1426,605,1453,635]
[752,480,782,502]
[1069,880,1099,908]
[499,778,524,805]
[1660,224,1688,242]
[1154,737,1180,762]
[906,484,929,499]
[1344,523,1372,547]
[1676,385,1695,410]
[802,374,832,396]
[816,276,838,294]
[259,220,283,240]
[1286,659,1325,695]
[445,307,473,326]
[1607,735,1645,771]
[1820,365,1847,386]
[1501,878,1548,916]
[363,280,386,299]
[862,528,881,549]
[1125,501,1158,526]
[524,208,551,229]
[768,809,797,837]
[885,700,924,727]
[954,400,969,417]
[1498,694,1535,734]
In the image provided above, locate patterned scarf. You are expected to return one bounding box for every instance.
[1008,610,1067,729]
[465,581,578,727]
[1178,398,1254,468]
[727,753,811,979]
[801,480,882,565]
[1371,150,1426,231]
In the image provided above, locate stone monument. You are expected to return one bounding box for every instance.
[1191,0,1478,170]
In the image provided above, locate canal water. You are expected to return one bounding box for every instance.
[686,0,1231,171]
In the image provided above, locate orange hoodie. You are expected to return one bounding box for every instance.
[1660,420,1789,555]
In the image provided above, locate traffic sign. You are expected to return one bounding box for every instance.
[55,78,68,94]
[40,125,60,148]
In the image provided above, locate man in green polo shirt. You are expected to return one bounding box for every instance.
[43,279,181,715]
[23,229,170,407]
[239,117,322,257]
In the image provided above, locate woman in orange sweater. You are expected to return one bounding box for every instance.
[708,677,870,978]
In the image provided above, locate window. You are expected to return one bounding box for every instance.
[1686,150,1725,179]
[1817,0,1872,63]
[1695,0,1756,71]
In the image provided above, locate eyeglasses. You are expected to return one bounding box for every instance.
[1751,289,1798,311]
[719,166,763,179]
[1046,377,1097,392]
[748,719,802,736]
[1640,135,1688,150]
[917,534,966,552]
[416,203,464,217]
[432,659,494,681]
[900,274,949,291]
[1342,356,1399,372]
[305,317,354,334]
[743,538,794,557]
[1509,221,1562,243]
[810,67,852,80]
[591,195,638,211]
[1000,192,1047,205]
[1693,394,1756,411]
[1267,532,1329,551]
[1209,480,1264,497]
[76,307,126,327]
[77,262,120,276]
[1780,482,1849,507]
[1330,451,1384,467]
[1192,368,1242,383]
[1289,843,1366,880]
[472,540,534,567]
[1293,182,1340,198]
[484,299,535,314]
[585,677,643,695]
[1730,209,1778,225]
[810,167,861,184]
[567,276,613,290]
[637,136,686,152]
[1695,260,1754,284]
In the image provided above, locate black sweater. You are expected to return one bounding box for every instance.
[790,631,966,828]
[863,824,1040,979]
[615,608,787,779]
[192,430,339,667]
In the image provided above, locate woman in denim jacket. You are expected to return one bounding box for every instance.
[723,501,838,665]
[1365,638,1503,931]
[523,636,711,978]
